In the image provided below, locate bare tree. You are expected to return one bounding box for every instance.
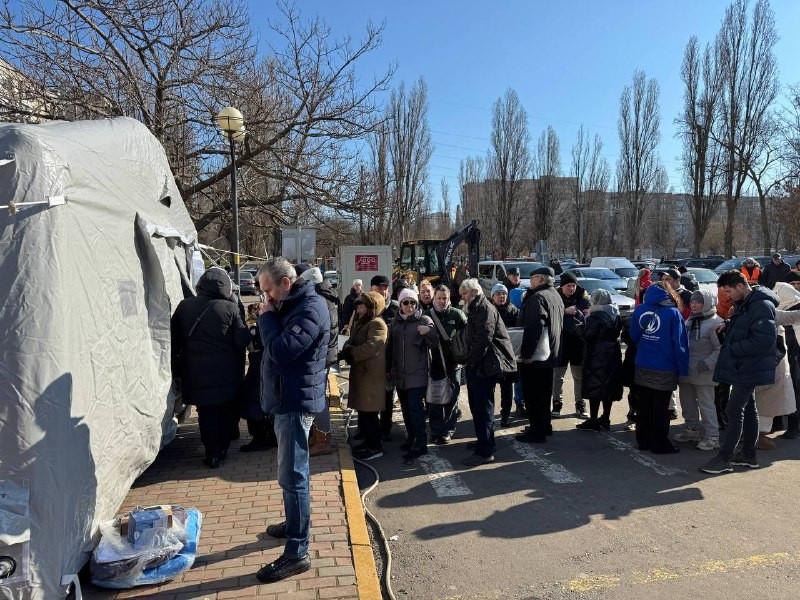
[487,88,530,257]
[459,155,492,248]
[716,0,779,256]
[531,125,562,251]
[678,36,726,255]
[0,0,392,238]
[439,177,453,236]
[616,70,663,257]
[388,78,433,243]
[571,127,608,259]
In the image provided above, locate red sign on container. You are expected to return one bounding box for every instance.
[355,254,379,271]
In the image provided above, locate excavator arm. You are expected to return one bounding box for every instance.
[438,220,480,284]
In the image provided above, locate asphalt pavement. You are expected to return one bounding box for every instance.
[355,377,800,600]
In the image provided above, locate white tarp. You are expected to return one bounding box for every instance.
[0,117,197,599]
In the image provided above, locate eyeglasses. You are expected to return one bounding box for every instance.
[401,300,417,306]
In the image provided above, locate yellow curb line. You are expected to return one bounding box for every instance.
[339,447,382,600]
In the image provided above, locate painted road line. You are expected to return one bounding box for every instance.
[417,448,472,498]
[510,440,583,484]
[566,551,799,593]
[604,433,687,476]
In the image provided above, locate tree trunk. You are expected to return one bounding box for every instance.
[724,198,736,257]
[759,193,771,255]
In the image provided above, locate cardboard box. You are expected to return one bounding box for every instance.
[126,507,173,544]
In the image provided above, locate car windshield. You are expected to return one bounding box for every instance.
[614,267,638,278]
[504,262,543,278]
[579,279,617,294]
[715,258,741,272]
[690,268,718,283]
[576,268,620,280]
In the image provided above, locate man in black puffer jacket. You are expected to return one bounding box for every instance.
[171,267,251,467]
[701,270,778,474]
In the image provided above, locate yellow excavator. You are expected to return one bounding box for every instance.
[393,220,480,287]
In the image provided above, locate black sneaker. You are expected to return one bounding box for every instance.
[240,439,276,452]
[266,522,287,538]
[462,453,495,467]
[551,410,561,418]
[780,429,799,440]
[731,453,760,469]
[353,446,384,461]
[576,419,601,431]
[500,416,510,427]
[699,456,734,474]
[402,447,427,464]
[515,406,527,419]
[515,432,546,444]
[256,554,311,583]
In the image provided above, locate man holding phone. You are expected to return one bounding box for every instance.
[255,258,330,583]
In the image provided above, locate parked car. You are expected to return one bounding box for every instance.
[562,267,627,291]
[239,272,257,295]
[478,260,545,294]
[577,278,635,320]
[589,257,639,281]
[649,266,718,295]
[713,256,773,274]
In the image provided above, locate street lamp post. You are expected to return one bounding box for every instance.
[216,106,245,288]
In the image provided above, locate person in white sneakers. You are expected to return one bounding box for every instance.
[676,290,722,450]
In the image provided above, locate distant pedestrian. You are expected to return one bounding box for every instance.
[427,285,467,443]
[553,271,590,419]
[371,275,398,440]
[675,290,722,451]
[576,289,623,431]
[740,257,762,285]
[490,283,520,426]
[239,306,277,453]
[419,279,434,312]
[460,278,516,465]
[517,266,565,444]
[340,278,363,334]
[256,258,330,583]
[629,282,689,454]
[759,253,792,289]
[503,266,522,291]
[340,291,388,461]
[700,270,777,475]
[774,282,800,440]
[389,287,439,463]
[661,268,692,319]
[171,267,251,468]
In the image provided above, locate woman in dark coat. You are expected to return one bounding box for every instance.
[238,304,277,452]
[171,267,252,467]
[577,289,623,431]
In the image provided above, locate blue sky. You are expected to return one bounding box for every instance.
[250,1,800,211]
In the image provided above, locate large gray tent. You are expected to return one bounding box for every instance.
[0,117,198,599]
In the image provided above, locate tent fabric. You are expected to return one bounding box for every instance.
[0,117,197,599]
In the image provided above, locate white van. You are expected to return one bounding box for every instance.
[590,257,639,281]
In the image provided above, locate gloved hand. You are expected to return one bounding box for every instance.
[696,361,710,373]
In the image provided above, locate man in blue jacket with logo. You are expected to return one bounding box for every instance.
[255,258,331,582]
[700,270,778,474]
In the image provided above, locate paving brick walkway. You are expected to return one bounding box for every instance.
[84,415,359,600]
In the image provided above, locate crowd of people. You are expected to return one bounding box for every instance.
[167,251,800,583]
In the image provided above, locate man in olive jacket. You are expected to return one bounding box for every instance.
[517,266,565,443]
[460,279,516,466]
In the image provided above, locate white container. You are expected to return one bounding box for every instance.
[337,245,393,302]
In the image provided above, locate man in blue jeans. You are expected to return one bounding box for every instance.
[256,258,330,582]
[700,270,778,474]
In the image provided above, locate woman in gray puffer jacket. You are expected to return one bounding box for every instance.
[388,287,439,462]
[677,290,723,450]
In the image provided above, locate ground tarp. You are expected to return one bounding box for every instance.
[0,117,197,599]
